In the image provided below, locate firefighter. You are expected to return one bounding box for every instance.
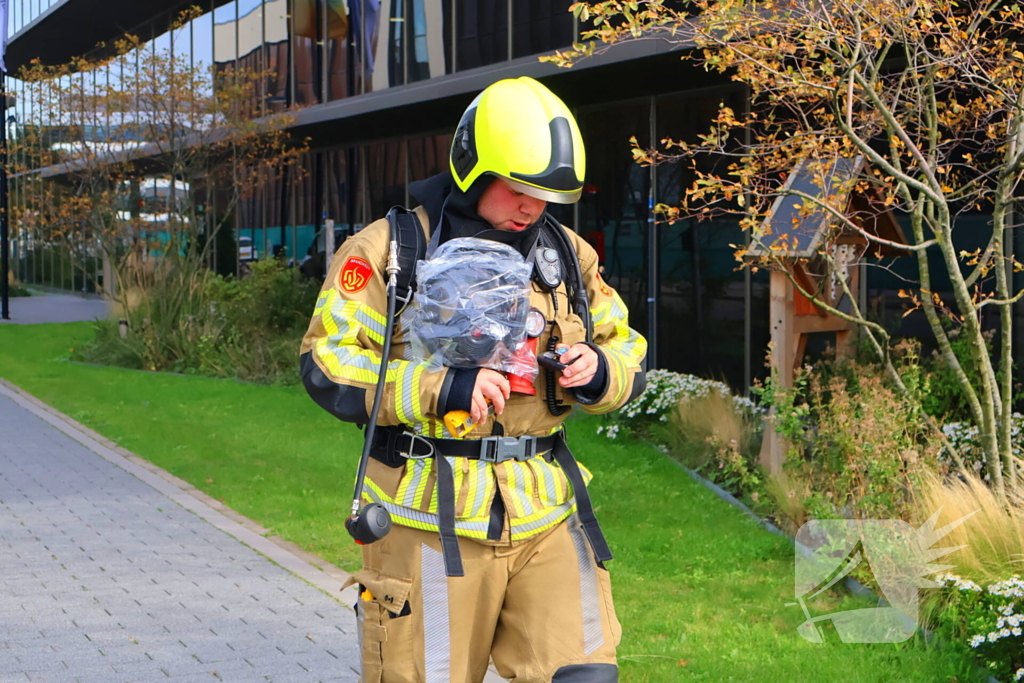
[300,76,647,683]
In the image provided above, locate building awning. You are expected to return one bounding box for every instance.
[6,0,232,72]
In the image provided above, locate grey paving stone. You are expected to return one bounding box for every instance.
[25,673,78,683]
[0,392,358,682]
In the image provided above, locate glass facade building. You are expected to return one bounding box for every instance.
[4,0,785,391]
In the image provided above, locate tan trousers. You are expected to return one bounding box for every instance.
[347,516,621,683]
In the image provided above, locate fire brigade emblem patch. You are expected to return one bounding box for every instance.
[340,256,373,293]
[596,272,612,297]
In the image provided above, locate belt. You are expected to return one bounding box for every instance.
[373,429,558,464]
[368,427,612,578]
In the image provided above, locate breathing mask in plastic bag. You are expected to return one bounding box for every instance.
[404,238,537,380]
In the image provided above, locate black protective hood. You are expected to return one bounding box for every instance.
[408,172,541,258]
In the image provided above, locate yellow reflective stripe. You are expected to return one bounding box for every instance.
[534,459,558,508]
[579,462,594,487]
[353,304,387,343]
[521,461,536,514]
[509,502,575,539]
[393,361,428,425]
[362,478,490,539]
[452,457,465,515]
[463,458,479,517]
[416,458,434,511]
[315,338,390,384]
[322,289,387,345]
[470,461,494,519]
[552,460,566,502]
[397,459,426,508]
[502,461,527,517]
[591,301,613,328]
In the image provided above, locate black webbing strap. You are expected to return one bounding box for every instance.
[386,206,427,313]
[432,454,465,577]
[550,431,613,567]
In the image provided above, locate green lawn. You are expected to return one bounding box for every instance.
[0,322,987,682]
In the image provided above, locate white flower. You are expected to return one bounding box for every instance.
[969,634,986,648]
[1014,668,1024,682]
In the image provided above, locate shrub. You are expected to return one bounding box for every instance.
[941,416,1024,482]
[6,271,30,297]
[916,470,1024,586]
[670,388,768,507]
[757,356,946,522]
[593,368,769,508]
[78,259,319,384]
[927,573,1024,682]
[595,368,761,439]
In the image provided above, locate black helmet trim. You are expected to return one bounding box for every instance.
[451,106,478,182]
[509,117,583,201]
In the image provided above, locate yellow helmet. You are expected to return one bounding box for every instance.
[450,77,585,204]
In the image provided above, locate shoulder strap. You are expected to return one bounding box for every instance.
[540,214,593,342]
[385,206,427,314]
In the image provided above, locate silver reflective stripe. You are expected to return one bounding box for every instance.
[568,516,604,656]
[421,543,451,683]
[363,488,491,533]
[402,459,427,508]
[509,501,574,537]
[355,598,366,676]
[354,307,386,340]
[399,362,417,422]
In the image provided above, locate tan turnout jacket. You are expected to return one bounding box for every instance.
[300,207,647,544]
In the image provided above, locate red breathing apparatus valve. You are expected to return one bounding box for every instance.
[507,308,546,396]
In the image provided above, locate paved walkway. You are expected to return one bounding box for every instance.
[1,292,111,325]
[0,384,361,683]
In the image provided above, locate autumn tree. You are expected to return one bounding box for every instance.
[12,6,306,330]
[548,0,1024,494]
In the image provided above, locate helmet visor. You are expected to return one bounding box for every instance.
[501,176,582,205]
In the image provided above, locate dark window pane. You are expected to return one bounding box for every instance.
[325,0,353,100]
[408,132,452,185]
[364,140,407,222]
[577,101,651,342]
[292,0,321,105]
[386,0,408,86]
[407,0,430,83]
[512,0,574,59]
[654,87,751,385]
[455,0,507,71]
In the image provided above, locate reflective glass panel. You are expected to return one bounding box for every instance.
[292,0,321,104]
[577,100,650,342]
[264,0,289,108]
[654,89,753,382]
[512,0,573,59]
[325,0,353,100]
[454,0,507,71]
[213,1,239,67]
[364,139,406,220]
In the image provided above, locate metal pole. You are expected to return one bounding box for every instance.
[646,96,658,369]
[1,69,9,319]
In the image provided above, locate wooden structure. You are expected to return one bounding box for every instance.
[746,156,909,476]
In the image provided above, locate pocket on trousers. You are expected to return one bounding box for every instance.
[347,567,414,618]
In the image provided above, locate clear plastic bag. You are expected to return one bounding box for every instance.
[404,238,538,381]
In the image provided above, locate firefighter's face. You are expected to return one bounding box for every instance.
[477,178,547,232]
